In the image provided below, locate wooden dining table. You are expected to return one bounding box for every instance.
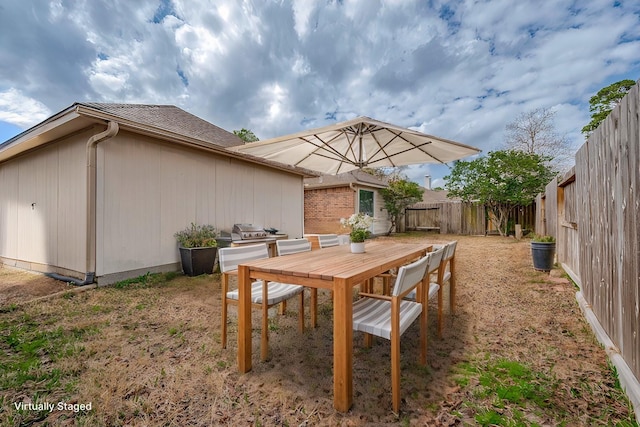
[236,240,432,411]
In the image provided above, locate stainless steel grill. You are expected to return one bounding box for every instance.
[216,224,287,256]
[231,224,269,241]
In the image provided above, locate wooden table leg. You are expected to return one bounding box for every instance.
[333,278,353,412]
[238,265,252,373]
[311,288,318,328]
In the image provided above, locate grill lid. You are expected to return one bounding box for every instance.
[232,223,267,240]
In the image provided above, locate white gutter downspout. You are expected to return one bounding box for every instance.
[48,121,119,286]
[85,121,119,284]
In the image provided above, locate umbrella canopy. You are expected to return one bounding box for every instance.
[228,116,481,175]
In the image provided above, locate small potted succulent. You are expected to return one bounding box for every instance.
[175,223,218,276]
[340,213,374,253]
[530,234,556,272]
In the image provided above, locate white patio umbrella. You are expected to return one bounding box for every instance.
[228,116,481,175]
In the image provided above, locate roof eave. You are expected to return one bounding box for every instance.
[0,104,87,163]
[0,103,319,178]
[74,104,318,178]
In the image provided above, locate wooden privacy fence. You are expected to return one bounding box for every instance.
[404,201,535,235]
[404,202,485,234]
[537,80,640,420]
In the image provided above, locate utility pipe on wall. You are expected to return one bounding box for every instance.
[84,121,119,284]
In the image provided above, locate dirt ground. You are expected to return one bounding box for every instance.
[0,265,72,307]
[1,234,636,426]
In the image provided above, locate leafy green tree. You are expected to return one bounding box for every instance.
[581,79,636,137]
[233,128,259,143]
[379,176,423,235]
[444,150,555,236]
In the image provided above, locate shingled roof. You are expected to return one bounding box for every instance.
[78,103,244,148]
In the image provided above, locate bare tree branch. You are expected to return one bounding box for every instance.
[503,107,574,173]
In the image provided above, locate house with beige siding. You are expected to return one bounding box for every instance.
[0,103,315,285]
[303,170,391,235]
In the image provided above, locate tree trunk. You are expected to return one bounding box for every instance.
[386,217,396,236]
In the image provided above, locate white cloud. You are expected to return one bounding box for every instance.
[0,0,638,182]
[0,89,51,128]
[292,2,315,39]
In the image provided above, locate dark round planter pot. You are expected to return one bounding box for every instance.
[531,242,556,272]
[179,246,218,276]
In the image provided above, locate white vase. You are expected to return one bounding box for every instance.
[350,242,365,253]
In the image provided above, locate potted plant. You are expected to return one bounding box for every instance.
[340,213,374,253]
[175,223,218,276]
[530,234,556,272]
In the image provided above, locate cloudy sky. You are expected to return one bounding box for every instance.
[1,0,639,186]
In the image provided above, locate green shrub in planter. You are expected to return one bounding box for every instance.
[175,223,218,248]
[531,234,555,243]
[175,223,218,276]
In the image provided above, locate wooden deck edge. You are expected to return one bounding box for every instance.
[576,291,640,424]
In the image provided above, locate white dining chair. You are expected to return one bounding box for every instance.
[435,241,457,337]
[276,238,312,256]
[219,243,305,361]
[404,245,445,335]
[276,238,318,328]
[352,252,432,412]
[317,234,340,248]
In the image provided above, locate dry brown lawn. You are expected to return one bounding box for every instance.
[1,234,636,426]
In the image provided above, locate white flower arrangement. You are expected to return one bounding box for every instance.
[340,213,374,243]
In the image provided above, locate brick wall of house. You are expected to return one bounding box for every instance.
[304,186,355,233]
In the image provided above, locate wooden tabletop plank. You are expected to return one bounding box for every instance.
[243,242,431,284]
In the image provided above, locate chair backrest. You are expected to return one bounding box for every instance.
[317,234,340,248]
[443,241,458,261]
[276,238,311,256]
[392,254,430,297]
[337,235,350,245]
[427,246,445,275]
[218,243,269,273]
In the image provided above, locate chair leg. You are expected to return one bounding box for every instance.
[221,300,228,348]
[420,298,428,365]
[310,288,318,328]
[383,275,391,295]
[261,283,270,362]
[279,301,287,315]
[364,332,373,348]
[221,277,228,348]
[298,292,305,333]
[261,300,269,362]
[391,331,401,413]
[437,287,443,339]
[360,280,371,294]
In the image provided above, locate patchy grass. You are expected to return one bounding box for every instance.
[453,357,558,425]
[0,235,637,426]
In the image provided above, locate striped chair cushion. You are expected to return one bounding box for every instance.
[352,298,423,340]
[226,280,304,305]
